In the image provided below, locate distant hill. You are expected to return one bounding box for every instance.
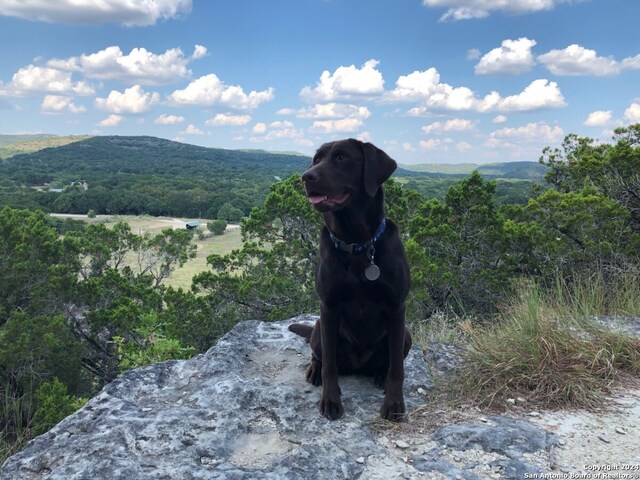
[398,161,548,181]
[0,134,91,159]
[2,135,309,178]
[0,135,311,218]
[0,135,549,216]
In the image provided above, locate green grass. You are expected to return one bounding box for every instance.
[413,271,640,410]
[166,228,243,290]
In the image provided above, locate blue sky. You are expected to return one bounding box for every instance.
[0,0,639,164]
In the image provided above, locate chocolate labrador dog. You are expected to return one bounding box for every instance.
[289,138,411,421]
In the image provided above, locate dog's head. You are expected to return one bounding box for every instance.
[301,139,397,212]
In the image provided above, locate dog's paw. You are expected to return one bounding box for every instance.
[319,395,344,420]
[380,396,405,422]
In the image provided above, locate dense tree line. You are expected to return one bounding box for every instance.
[1,126,639,461]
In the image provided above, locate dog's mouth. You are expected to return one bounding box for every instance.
[307,191,351,208]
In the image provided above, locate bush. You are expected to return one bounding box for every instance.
[207,219,227,236]
[32,379,86,436]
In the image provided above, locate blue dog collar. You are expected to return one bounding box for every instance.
[328,218,387,255]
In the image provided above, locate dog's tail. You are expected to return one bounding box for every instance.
[288,323,313,342]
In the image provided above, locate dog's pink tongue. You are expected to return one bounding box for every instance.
[308,195,325,205]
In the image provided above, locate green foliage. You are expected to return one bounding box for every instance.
[407,172,518,316]
[540,124,640,232]
[32,379,87,437]
[114,312,195,372]
[0,207,78,323]
[217,202,244,222]
[194,174,322,322]
[1,207,202,458]
[207,219,227,235]
[520,187,640,278]
[0,313,85,461]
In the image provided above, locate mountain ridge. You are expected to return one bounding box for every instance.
[1,134,547,180]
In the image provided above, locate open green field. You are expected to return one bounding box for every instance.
[50,214,244,289]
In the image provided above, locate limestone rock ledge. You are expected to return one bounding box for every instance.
[1,316,556,479]
[1,316,432,479]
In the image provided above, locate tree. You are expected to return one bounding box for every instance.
[136,228,197,289]
[194,174,322,322]
[217,202,244,222]
[540,124,640,232]
[207,219,227,236]
[407,172,518,315]
[0,207,78,324]
[519,186,640,280]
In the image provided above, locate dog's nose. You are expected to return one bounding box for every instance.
[302,170,318,183]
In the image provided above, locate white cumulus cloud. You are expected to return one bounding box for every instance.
[475,38,537,75]
[393,68,565,114]
[252,123,267,135]
[95,85,159,114]
[205,113,252,126]
[496,79,566,111]
[485,122,564,148]
[48,45,203,85]
[289,103,371,120]
[419,139,442,150]
[98,114,124,127]
[41,95,86,113]
[422,118,476,134]
[625,102,640,124]
[154,114,185,125]
[300,59,385,102]
[583,110,612,127]
[538,44,621,76]
[168,74,274,110]
[180,124,204,135]
[0,0,192,26]
[310,118,365,134]
[192,45,208,60]
[249,120,312,147]
[422,0,572,22]
[7,65,94,96]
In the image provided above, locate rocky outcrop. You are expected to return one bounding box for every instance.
[1,315,557,479]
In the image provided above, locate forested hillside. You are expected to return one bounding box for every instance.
[0,136,309,219]
[0,135,546,219]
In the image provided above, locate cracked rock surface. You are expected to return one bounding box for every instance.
[1,316,562,479]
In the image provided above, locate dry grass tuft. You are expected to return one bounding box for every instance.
[448,284,640,409]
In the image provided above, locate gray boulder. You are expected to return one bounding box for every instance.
[1,316,432,480]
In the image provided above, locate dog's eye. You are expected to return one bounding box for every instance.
[312,156,320,165]
[336,152,348,161]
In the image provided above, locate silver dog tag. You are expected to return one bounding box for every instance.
[364,264,380,281]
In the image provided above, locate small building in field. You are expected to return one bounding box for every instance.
[185,221,200,230]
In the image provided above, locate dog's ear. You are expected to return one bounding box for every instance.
[362,142,397,197]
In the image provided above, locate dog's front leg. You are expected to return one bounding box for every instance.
[319,304,343,420]
[380,304,407,421]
